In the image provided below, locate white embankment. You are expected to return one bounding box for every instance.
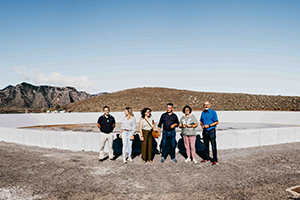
[0,111,299,151]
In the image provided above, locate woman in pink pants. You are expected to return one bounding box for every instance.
[179,105,198,164]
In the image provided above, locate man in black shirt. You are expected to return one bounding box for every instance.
[97,106,116,162]
[158,103,179,163]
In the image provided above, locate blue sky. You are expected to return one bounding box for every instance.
[1,0,300,95]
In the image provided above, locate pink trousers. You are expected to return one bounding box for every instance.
[183,135,196,159]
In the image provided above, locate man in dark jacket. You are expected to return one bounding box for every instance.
[97,106,116,162]
[158,103,179,163]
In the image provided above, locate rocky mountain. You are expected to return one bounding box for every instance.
[0,82,91,110]
[65,87,300,112]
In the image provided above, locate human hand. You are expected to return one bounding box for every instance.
[119,134,122,138]
[170,124,176,129]
[204,125,209,129]
[140,136,144,141]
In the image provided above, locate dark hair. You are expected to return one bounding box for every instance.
[141,107,152,119]
[103,106,110,111]
[167,103,174,107]
[182,105,192,114]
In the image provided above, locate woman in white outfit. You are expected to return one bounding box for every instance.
[119,107,136,163]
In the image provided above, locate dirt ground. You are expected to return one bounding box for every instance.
[0,141,299,200]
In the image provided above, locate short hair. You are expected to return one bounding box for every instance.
[141,107,152,119]
[167,103,174,107]
[182,105,192,114]
[103,106,110,111]
[125,107,134,116]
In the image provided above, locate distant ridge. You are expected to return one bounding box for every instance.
[0,82,91,111]
[65,87,300,112]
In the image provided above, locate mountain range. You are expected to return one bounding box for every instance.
[0,82,91,111]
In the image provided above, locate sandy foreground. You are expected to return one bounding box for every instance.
[0,141,299,200]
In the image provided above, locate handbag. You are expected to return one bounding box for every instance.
[144,118,159,138]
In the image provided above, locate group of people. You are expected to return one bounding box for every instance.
[97,101,219,165]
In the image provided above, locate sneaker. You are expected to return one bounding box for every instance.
[161,157,165,163]
[185,158,191,163]
[127,157,134,162]
[201,159,209,163]
[172,158,177,163]
[149,160,153,163]
[110,158,115,161]
[193,159,198,164]
[212,161,218,165]
[99,159,103,162]
[123,159,127,164]
[142,160,146,163]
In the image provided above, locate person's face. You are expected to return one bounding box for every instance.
[103,108,110,115]
[167,105,173,113]
[185,107,190,115]
[145,110,151,117]
[203,102,210,110]
[125,109,129,116]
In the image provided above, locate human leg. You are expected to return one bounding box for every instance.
[122,131,128,160]
[161,131,168,159]
[107,133,114,159]
[209,129,218,162]
[141,130,147,161]
[170,130,176,159]
[202,130,210,161]
[183,135,191,158]
[147,130,153,161]
[189,135,196,160]
[99,132,107,160]
[127,131,133,158]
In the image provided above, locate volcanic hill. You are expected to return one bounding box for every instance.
[65,87,300,112]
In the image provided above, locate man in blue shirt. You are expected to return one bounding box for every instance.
[200,101,219,165]
[158,103,179,163]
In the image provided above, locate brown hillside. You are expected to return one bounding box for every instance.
[65,87,300,112]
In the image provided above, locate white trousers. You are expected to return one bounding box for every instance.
[99,132,114,159]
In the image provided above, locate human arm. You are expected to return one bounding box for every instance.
[178,116,186,128]
[157,115,163,136]
[170,115,179,129]
[139,118,144,141]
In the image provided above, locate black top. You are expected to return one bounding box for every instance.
[97,114,116,133]
[158,112,179,131]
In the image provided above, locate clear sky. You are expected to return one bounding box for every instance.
[1,0,300,96]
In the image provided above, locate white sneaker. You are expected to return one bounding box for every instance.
[123,159,127,164]
[185,158,191,163]
[127,157,133,162]
[193,159,198,164]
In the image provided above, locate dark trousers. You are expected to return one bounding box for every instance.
[162,130,176,159]
[203,128,218,162]
[141,130,153,161]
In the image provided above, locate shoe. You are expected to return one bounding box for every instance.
[127,157,133,162]
[110,158,115,161]
[149,160,153,163]
[201,159,209,163]
[193,159,198,164]
[123,159,127,164]
[212,161,218,165]
[161,157,165,163]
[99,159,103,162]
[142,160,146,163]
[172,158,177,163]
[185,158,191,163]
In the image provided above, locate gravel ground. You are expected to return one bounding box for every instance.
[0,141,299,200]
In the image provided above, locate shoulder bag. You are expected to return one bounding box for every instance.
[144,118,159,138]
